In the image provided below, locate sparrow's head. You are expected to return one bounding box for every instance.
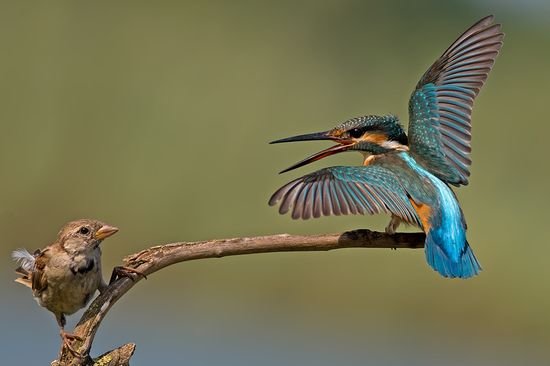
[270,115,408,173]
[58,219,119,254]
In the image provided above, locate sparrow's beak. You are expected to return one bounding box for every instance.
[95,225,119,240]
[271,130,354,173]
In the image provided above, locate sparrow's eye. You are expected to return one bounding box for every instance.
[349,128,363,138]
[79,227,90,235]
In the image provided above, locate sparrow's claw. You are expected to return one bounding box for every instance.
[60,330,84,358]
[109,266,147,284]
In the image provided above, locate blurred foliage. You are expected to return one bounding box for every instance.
[1,0,549,364]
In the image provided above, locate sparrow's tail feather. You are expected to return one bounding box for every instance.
[12,249,36,288]
[12,248,36,273]
[14,277,32,288]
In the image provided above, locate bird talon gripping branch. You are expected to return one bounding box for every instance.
[60,330,85,358]
[109,265,147,284]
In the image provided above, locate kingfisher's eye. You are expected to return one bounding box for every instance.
[349,128,363,138]
[79,227,90,235]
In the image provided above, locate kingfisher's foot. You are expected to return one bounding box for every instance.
[385,215,402,235]
[109,266,147,284]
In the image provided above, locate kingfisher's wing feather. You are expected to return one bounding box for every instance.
[269,165,421,226]
[408,15,503,185]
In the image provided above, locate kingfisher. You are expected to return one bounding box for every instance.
[268,16,503,278]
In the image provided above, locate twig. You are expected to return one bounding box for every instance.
[54,229,425,365]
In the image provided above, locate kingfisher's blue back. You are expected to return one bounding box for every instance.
[397,153,480,278]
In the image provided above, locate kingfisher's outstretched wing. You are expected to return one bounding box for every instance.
[269,165,421,226]
[408,15,503,186]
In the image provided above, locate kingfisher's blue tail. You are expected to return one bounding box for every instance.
[425,236,481,279]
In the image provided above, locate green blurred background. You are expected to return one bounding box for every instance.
[1,0,549,364]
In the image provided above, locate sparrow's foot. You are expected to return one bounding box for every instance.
[60,330,84,358]
[109,265,147,284]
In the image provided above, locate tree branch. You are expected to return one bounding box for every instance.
[54,229,425,365]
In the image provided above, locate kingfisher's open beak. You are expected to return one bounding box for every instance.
[95,225,119,240]
[270,130,337,144]
[271,130,354,173]
[279,143,353,173]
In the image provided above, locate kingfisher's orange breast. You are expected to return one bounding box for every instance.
[410,199,432,232]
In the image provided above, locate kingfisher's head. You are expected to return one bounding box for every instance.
[271,115,408,173]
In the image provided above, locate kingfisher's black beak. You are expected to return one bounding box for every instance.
[270,130,336,144]
[271,130,355,173]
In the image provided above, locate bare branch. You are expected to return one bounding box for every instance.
[54,229,425,365]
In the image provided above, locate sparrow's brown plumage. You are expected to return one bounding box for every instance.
[12,219,119,356]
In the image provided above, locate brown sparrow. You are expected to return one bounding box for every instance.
[12,219,119,356]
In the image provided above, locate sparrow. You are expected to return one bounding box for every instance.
[12,219,119,356]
